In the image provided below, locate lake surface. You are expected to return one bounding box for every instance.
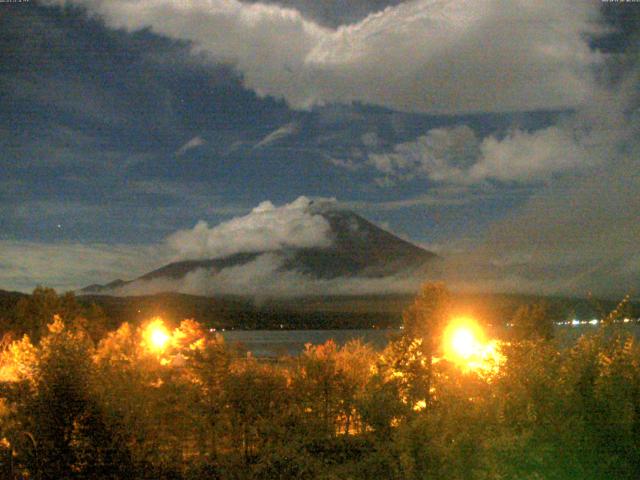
[220,329,399,357]
[220,324,640,357]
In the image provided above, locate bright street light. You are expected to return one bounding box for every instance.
[442,317,503,374]
[143,318,171,353]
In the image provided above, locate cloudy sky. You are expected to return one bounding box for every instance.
[1,0,638,297]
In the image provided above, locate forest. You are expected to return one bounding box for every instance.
[0,284,639,479]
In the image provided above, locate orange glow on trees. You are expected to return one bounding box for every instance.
[142,318,170,353]
[442,317,503,374]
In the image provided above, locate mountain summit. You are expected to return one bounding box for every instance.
[82,201,437,296]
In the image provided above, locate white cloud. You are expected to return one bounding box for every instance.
[166,196,333,260]
[43,0,603,114]
[0,241,165,293]
[360,132,380,148]
[253,122,298,149]
[327,156,361,171]
[367,125,479,183]
[468,126,590,182]
[340,185,488,210]
[114,252,426,298]
[364,103,620,185]
[176,135,206,156]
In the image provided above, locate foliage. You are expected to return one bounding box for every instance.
[0,284,639,479]
[510,302,555,341]
[7,287,109,344]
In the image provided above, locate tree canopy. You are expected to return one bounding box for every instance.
[0,284,639,479]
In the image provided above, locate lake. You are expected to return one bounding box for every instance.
[220,324,640,357]
[220,329,399,357]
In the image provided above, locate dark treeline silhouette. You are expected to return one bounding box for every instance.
[3,286,636,333]
[0,284,639,479]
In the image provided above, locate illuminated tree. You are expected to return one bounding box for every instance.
[401,282,453,404]
[176,320,231,467]
[0,333,38,476]
[11,317,134,479]
[12,287,108,344]
[333,340,377,435]
[292,340,347,438]
[374,336,428,412]
[93,320,183,474]
[555,332,640,479]
[358,372,407,436]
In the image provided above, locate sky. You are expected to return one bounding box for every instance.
[0,0,638,297]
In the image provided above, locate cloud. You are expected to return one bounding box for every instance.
[166,196,333,260]
[113,252,425,298]
[364,87,628,185]
[340,185,492,211]
[253,122,298,149]
[367,125,480,184]
[474,150,640,297]
[176,135,206,156]
[468,126,589,182]
[360,132,380,148]
[0,241,166,293]
[43,0,603,114]
[327,156,361,172]
[353,45,639,298]
[248,0,405,28]
[431,65,640,297]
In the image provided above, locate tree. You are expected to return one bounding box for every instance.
[401,282,452,403]
[18,317,133,479]
[224,359,290,465]
[13,287,104,343]
[74,302,110,344]
[177,320,231,467]
[510,302,554,341]
[333,340,376,435]
[292,340,348,438]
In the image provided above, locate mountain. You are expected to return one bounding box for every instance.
[81,205,439,296]
[82,279,128,293]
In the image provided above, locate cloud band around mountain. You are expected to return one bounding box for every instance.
[166,196,333,260]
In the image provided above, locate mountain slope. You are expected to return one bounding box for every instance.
[82,205,438,296]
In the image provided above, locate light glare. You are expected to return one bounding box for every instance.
[143,318,171,353]
[151,328,169,349]
[451,328,477,359]
[443,317,503,375]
